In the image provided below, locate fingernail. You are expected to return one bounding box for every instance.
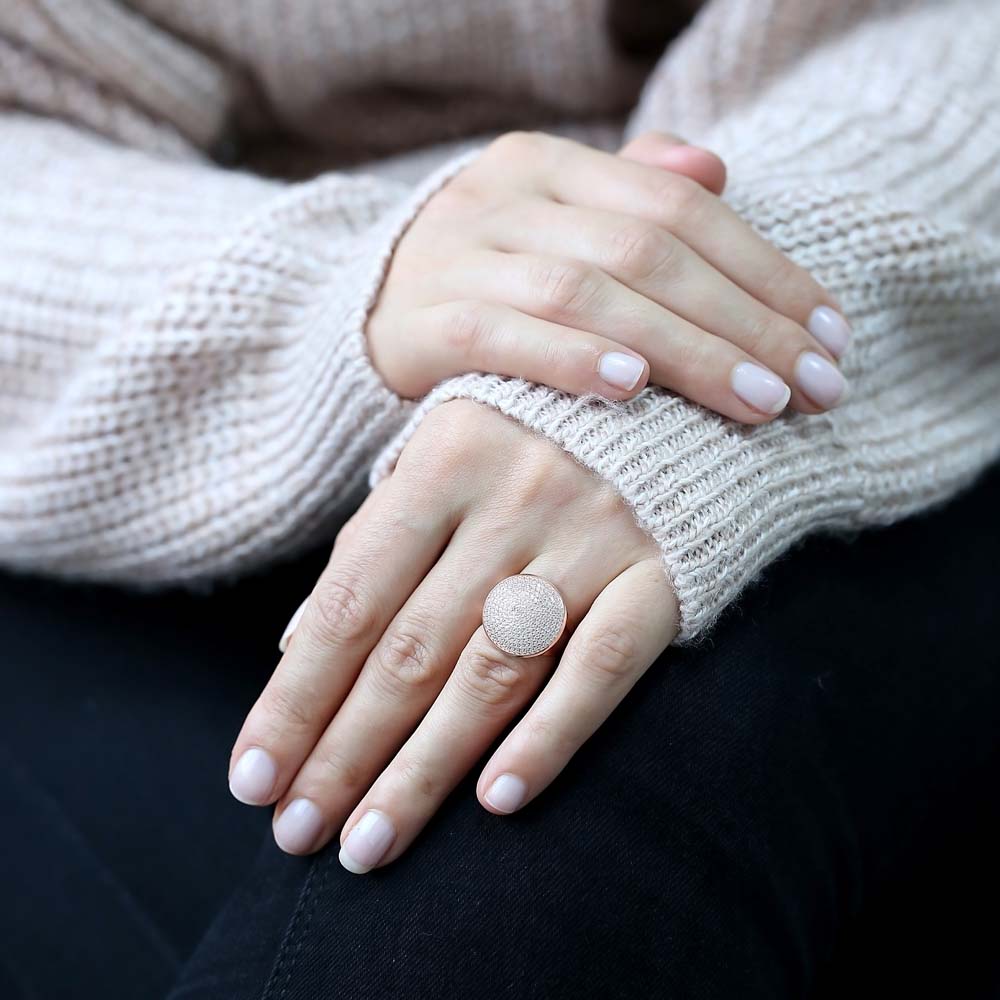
[808,305,851,358]
[484,773,527,814]
[598,351,645,391]
[229,747,277,805]
[731,362,791,414]
[273,798,324,854]
[796,351,847,408]
[339,810,396,874]
[278,599,308,653]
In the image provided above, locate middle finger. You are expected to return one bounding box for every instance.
[332,547,627,874]
[269,519,527,854]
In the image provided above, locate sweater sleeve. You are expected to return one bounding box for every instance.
[0,108,476,582]
[369,0,1000,643]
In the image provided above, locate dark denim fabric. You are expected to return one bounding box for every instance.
[2,468,998,999]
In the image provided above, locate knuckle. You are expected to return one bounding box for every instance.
[425,176,479,217]
[505,438,582,508]
[527,258,599,318]
[588,480,633,523]
[658,331,703,377]
[396,754,440,802]
[261,683,316,734]
[523,711,580,758]
[309,741,368,794]
[758,254,805,306]
[392,445,465,505]
[654,172,704,227]
[371,626,439,693]
[744,312,804,356]
[604,223,675,282]
[578,626,640,683]
[404,400,479,471]
[311,576,377,645]
[461,648,533,707]
[487,130,549,164]
[742,312,781,354]
[333,515,361,551]
[440,301,495,359]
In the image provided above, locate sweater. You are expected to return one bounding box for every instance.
[1,0,998,642]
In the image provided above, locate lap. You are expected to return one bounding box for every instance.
[175,469,1000,999]
[1,475,1000,1000]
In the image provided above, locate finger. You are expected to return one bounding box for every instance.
[333,547,628,874]
[422,258,788,422]
[477,196,848,412]
[227,475,456,808]
[407,298,652,402]
[478,559,675,815]
[535,135,850,354]
[618,131,727,196]
[269,524,522,855]
[279,479,393,653]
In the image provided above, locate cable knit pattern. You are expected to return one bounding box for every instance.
[1,0,998,642]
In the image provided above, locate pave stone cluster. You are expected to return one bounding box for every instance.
[482,575,567,658]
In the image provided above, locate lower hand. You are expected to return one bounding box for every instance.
[228,401,676,871]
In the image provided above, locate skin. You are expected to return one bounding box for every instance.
[228,131,847,867]
[232,401,672,865]
[367,130,845,421]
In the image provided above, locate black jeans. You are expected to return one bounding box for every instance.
[2,469,998,1000]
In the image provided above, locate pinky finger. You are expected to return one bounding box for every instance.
[618,131,727,196]
[476,559,677,815]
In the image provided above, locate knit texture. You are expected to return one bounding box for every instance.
[0,117,475,580]
[370,0,1000,641]
[1,0,998,641]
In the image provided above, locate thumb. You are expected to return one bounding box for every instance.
[619,130,727,196]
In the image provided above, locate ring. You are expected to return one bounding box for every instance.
[482,574,567,658]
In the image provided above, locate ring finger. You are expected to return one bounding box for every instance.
[332,549,626,874]
[478,558,675,815]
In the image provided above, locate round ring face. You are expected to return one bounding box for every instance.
[482,574,567,658]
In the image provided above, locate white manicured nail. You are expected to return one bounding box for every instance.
[808,306,851,358]
[484,773,528,813]
[598,352,645,391]
[229,747,277,805]
[731,362,791,414]
[278,599,308,653]
[795,351,847,408]
[274,798,324,855]
[339,810,396,874]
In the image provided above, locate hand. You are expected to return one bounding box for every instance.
[228,401,676,870]
[367,130,851,423]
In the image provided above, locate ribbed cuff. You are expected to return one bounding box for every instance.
[370,373,858,643]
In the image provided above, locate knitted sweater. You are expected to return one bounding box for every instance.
[1,0,997,642]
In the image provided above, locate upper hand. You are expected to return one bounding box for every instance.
[367,130,851,422]
[228,400,675,870]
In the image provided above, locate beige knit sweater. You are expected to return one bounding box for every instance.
[1,0,998,642]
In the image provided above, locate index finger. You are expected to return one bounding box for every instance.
[227,477,455,807]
